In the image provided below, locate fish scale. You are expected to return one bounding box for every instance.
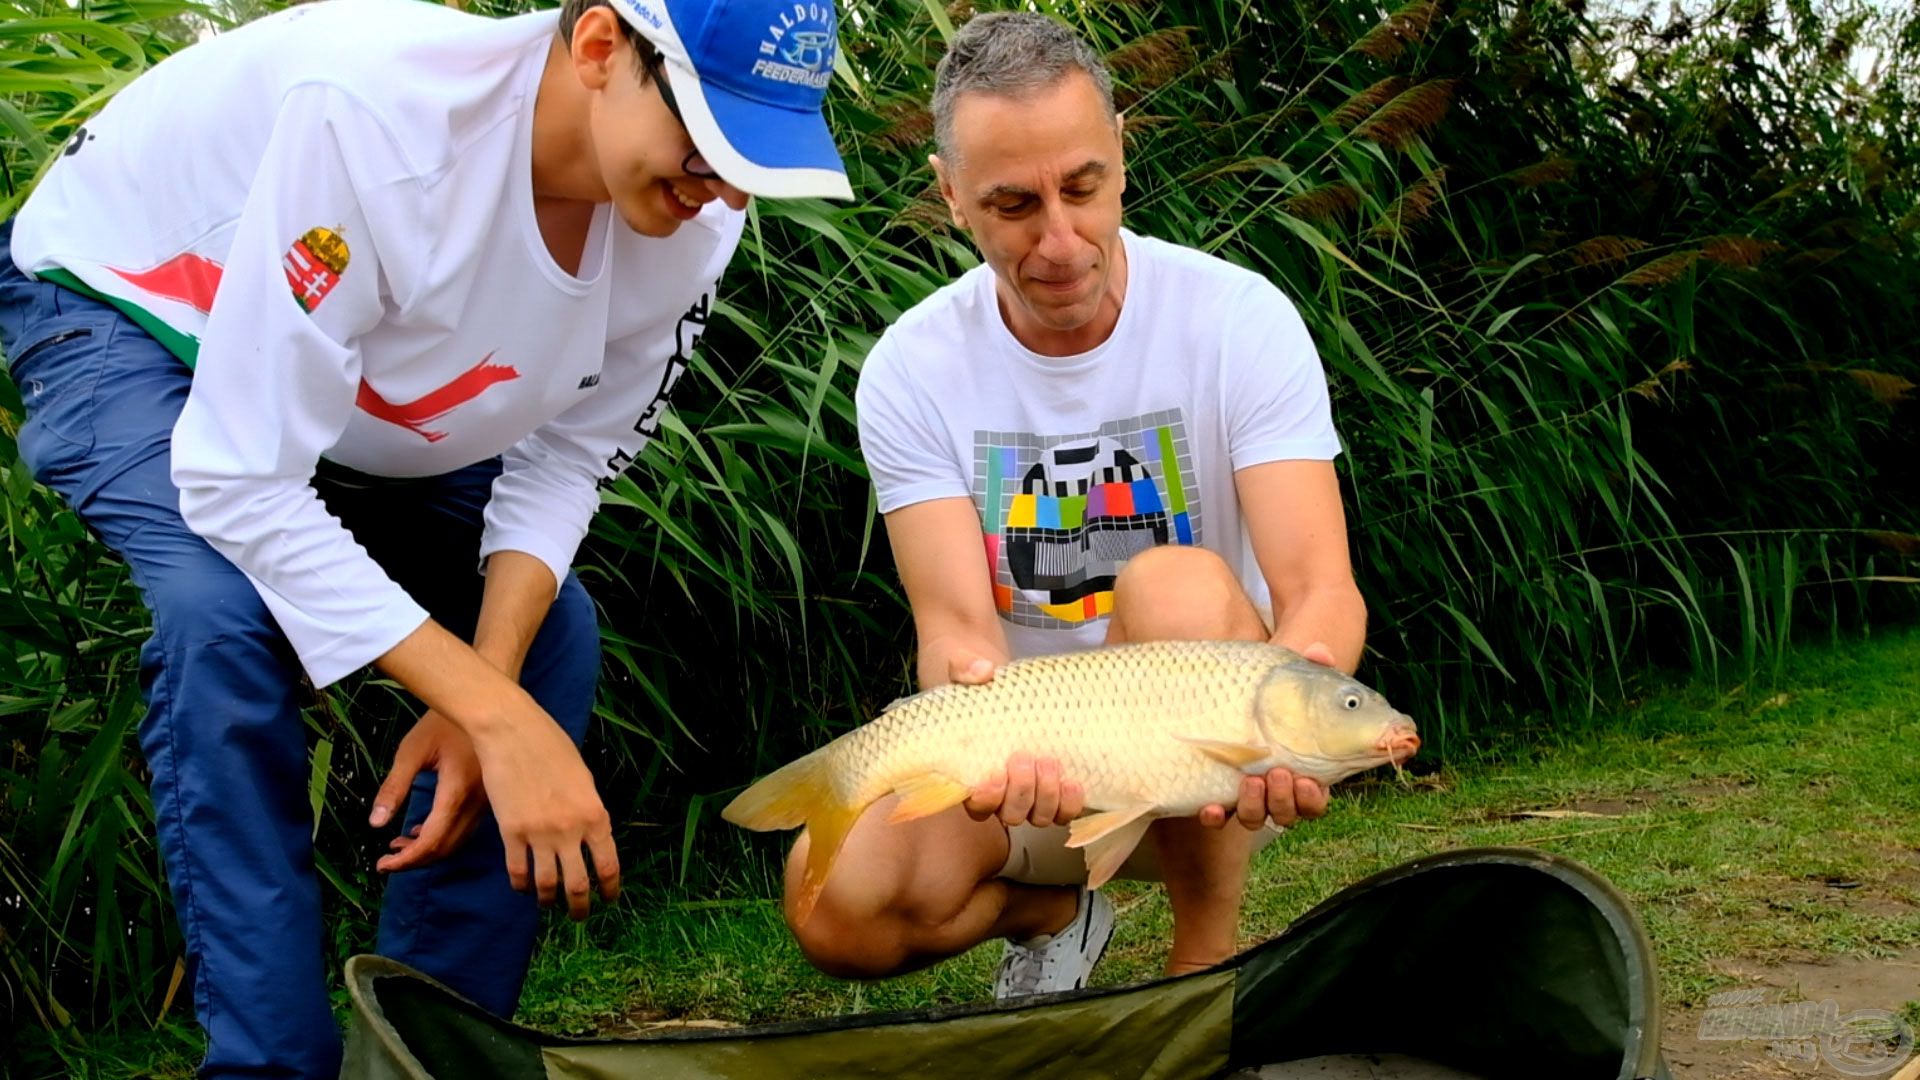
[838,640,1275,812]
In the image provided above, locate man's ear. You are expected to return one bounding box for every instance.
[930,153,968,231]
[569,5,622,91]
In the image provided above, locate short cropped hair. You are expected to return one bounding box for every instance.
[931,12,1117,163]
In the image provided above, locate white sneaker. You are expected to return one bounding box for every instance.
[992,887,1117,1000]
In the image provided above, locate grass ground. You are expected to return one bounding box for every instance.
[516,621,1920,1042]
[18,622,1920,1076]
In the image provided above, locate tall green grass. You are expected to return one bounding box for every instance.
[3,0,1918,1058]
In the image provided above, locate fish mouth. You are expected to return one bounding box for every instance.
[1376,720,1421,766]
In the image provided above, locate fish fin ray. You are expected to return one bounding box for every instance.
[721,745,833,831]
[721,745,862,927]
[793,799,861,927]
[1174,735,1269,768]
[1073,811,1156,890]
[887,773,971,823]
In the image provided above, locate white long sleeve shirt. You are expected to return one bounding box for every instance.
[9,0,744,686]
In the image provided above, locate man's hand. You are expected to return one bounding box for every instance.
[371,711,487,873]
[948,651,997,686]
[1198,641,1338,830]
[964,751,1086,828]
[1196,769,1330,829]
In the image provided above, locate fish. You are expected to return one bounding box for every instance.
[721,638,1421,925]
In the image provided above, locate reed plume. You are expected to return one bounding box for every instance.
[1355,78,1459,149]
[1354,0,1441,62]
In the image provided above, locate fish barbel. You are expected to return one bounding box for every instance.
[722,639,1420,924]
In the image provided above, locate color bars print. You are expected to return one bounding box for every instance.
[972,409,1202,629]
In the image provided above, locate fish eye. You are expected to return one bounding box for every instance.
[1343,695,1360,710]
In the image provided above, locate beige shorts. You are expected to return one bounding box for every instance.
[997,819,1287,886]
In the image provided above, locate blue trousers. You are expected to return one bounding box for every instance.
[0,220,601,1078]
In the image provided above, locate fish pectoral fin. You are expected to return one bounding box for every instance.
[1174,735,1270,769]
[886,773,973,823]
[1066,805,1157,890]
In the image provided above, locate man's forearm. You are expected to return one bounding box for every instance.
[1269,582,1368,674]
[471,550,560,681]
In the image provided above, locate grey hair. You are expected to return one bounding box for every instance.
[931,11,1117,164]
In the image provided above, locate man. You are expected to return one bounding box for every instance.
[0,0,849,1073]
[791,11,1367,998]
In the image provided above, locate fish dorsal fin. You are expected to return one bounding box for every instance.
[1065,804,1157,889]
[1175,735,1270,769]
[886,773,972,823]
[879,678,969,714]
[878,690,921,714]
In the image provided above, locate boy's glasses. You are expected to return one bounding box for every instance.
[642,49,722,182]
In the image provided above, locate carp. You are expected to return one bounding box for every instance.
[721,639,1420,924]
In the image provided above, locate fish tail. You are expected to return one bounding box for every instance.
[722,744,836,831]
[720,745,861,926]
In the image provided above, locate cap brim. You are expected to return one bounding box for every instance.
[666,63,853,201]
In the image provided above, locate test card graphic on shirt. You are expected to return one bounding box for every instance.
[973,408,1203,628]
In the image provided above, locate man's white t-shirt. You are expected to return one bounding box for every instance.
[855,228,1343,660]
[9,0,744,687]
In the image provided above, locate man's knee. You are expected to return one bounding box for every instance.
[781,806,994,979]
[782,835,911,979]
[1110,544,1261,641]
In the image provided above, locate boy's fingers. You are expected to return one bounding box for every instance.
[504,833,531,893]
[370,742,424,828]
[560,846,593,922]
[534,842,560,907]
[590,830,622,902]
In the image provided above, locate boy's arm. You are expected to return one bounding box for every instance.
[370,215,741,884]
[169,85,618,917]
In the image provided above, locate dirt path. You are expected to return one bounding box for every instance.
[1662,948,1919,1079]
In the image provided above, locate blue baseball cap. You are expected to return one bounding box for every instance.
[609,0,853,200]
